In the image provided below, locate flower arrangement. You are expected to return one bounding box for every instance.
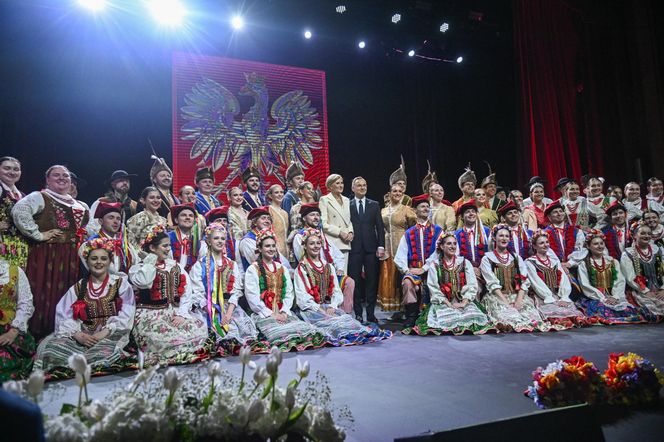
[603,352,664,406]
[3,347,352,442]
[524,356,603,409]
[525,353,664,409]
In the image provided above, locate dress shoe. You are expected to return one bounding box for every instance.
[355,314,364,323]
[366,315,379,324]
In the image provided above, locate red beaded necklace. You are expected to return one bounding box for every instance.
[306,256,326,273]
[88,273,110,297]
[636,244,653,261]
[591,255,607,272]
[494,249,510,265]
[535,253,551,267]
[442,255,456,270]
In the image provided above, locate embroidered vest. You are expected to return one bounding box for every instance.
[298,261,334,305]
[137,265,184,309]
[75,278,122,333]
[34,192,89,244]
[0,265,18,326]
[435,259,467,302]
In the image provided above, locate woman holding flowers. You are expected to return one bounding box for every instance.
[481,224,556,332]
[407,233,493,335]
[189,222,264,354]
[620,222,664,318]
[129,225,209,365]
[34,238,135,373]
[525,231,590,327]
[245,229,325,351]
[575,230,645,324]
[294,228,391,345]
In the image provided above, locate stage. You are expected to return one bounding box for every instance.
[38,315,664,441]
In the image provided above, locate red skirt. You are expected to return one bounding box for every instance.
[26,242,81,339]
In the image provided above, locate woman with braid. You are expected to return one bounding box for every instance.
[35,238,135,374]
[244,229,325,351]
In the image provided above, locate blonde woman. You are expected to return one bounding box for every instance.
[319,174,353,273]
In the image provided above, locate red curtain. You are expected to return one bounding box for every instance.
[513,0,603,195]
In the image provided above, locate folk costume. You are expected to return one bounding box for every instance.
[294,250,391,345]
[35,272,135,374]
[228,205,249,243]
[241,167,265,212]
[454,201,490,268]
[168,204,206,273]
[244,252,325,351]
[207,206,238,261]
[422,162,456,232]
[149,156,180,219]
[497,201,533,260]
[620,244,664,318]
[87,170,139,236]
[451,165,477,212]
[481,164,507,211]
[543,202,585,263]
[622,196,664,223]
[129,253,209,366]
[0,260,35,380]
[0,182,28,268]
[601,202,631,260]
[269,204,290,259]
[281,162,304,214]
[194,168,221,216]
[586,191,615,230]
[407,252,493,335]
[126,210,168,252]
[383,157,412,207]
[12,189,90,339]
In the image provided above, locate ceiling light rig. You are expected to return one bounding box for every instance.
[440,22,449,33]
[391,13,401,24]
[336,5,346,14]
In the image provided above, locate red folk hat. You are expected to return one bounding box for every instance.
[248,206,271,220]
[170,203,197,219]
[604,200,626,216]
[94,201,122,219]
[496,200,519,218]
[543,200,563,217]
[206,206,229,223]
[299,203,320,218]
[410,194,430,208]
[456,199,478,217]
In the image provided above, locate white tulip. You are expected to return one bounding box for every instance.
[75,365,91,387]
[295,358,310,379]
[129,364,160,391]
[26,370,45,398]
[207,361,222,379]
[68,353,88,375]
[265,356,279,376]
[239,346,252,365]
[285,386,296,409]
[247,398,265,421]
[163,367,182,394]
[2,380,23,395]
[269,346,282,366]
[253,366,269,385]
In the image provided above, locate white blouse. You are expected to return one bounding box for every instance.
[480,251,531,294]
[0,260,34,333]
[426,254,479,304]
[244,261,294,318]
[11,190,89,241]
[620,245,664,294]
[525,255,572,303]
[577,254,628,303]
[53,274,135,337]
[189,256,244,308]
[294,262,343,311]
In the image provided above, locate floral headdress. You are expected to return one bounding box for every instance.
[204,221,227,239]
[530,229,548,244]
[629,220,646,237]
[255,229,276,250]
[436,231,456,248]
[584,229,605,247]
[491,223,511,238]
[141,224,167,248]
[81,238,115,259]
[300,227,321,245]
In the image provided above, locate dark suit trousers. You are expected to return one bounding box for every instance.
[348,250,379,317]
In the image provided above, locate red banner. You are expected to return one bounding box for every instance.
[172,52,329,202]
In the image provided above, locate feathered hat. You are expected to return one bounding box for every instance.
[421,160,438,194]
[285,161,305,183]
[195,167,214,183]
[389,155,408,187]
[149,155,173,183]
[480,161,497,188]
[457,163,477,189]
[241,166,260,183]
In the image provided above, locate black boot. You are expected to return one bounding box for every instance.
[402,303,419,329]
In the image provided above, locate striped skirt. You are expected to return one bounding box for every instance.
[408,301,494,336]
[300,307,392,345]
[252,313,326,352]
[483,293,560,332]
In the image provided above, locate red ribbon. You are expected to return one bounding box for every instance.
[150,274,162,301]
[72,299,88,321]
[440,282,453,301]
[261,290,283,311]
[514,274,528,292]
[634,275,648,291]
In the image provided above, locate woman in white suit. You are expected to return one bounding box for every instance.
[319,174,354,273]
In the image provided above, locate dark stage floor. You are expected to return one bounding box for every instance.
[40,321,664,441]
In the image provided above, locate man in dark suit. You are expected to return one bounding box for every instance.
[348,177,385,323]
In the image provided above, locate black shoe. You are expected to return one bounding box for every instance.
[355,314,364,323]
[387,311,404,322]
[366,315,379,324]
[402,304,419,329]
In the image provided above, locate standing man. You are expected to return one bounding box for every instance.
[281,161,305,214]
[194,167,220,216]
[87,170,138,235]
[646,177,663,205]
[543,200,585,266]
[241,166,265,211]
[481,165,506,211]
[149,155,180,218]
[601,201,630,260]
[497,200,532,260]
[168,203,205,272]
[452,164,477,212]
[348,177,385,323]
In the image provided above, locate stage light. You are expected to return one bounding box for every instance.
[440,22,449,33]
[231,15,244,30]
[148,0,186,26]
[392,14,401,24]
[456,56,463,63]
[304,30,312,39]
[78,0,106,11]
[408,50,415,57]
[336,5,346,14]
[358,41,366,49]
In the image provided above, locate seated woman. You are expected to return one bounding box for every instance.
[525,231,591,328]
[620,222,664,320]
[245,229,325,351]
[481,224,557,332]
[189,222,265,355]
[575,230,645,324]
[406,233,493,335]
[129,225,209,366]
[294,228,391,345]
[0,258,36,380]
[34,239,135,375]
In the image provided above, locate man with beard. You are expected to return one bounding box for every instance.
[451,165,477,213]
[149,156,180,218]
[88,170,138,235]
[241,166,265,212]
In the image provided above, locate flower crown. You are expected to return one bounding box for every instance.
[491,223,511,238]
[436,231,456,248]
[584,229,605,246]
[82,238,115,259]
[255,228,276,248]
[205,221,227,238]
[530,229,548,244]
[300,227,322,245]
[141,224,167,248]
[629,220,646,236]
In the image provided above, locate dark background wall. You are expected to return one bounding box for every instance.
[0,0,661,204]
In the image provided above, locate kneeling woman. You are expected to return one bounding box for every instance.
[189,222,264,354]
[294,228,391,345]
[129,225,209,365]
[245,229,325,351]
[575,230,645,324]
[620,222,664,320]
[406,233,493,335]
[525,231,591,328]
[35,239,135,374]
[481,224,557,332]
